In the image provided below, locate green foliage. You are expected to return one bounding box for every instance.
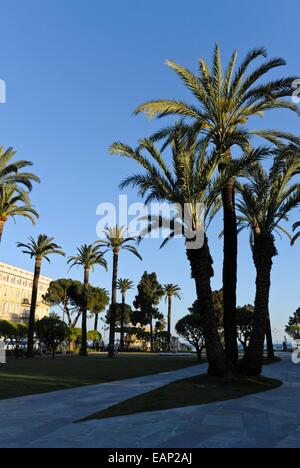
[237,146,300,243]
[134,46,299,152]
[163,284,182,301]
[133,272,164,325]
[44,279,109,328]
[292,220,300,245]
[96,226,142,259]
[106,303,132,326]
[17,234,65,262]
[175,314,205,354]
[88,286,110,314]
[189,289,223,327]
[0,184,38,225]
[110,127,258,244]
[236,305,254,350]
[35,314,70,357]
[0,320,28,347]
[67,244,107,271]
[154,331,171,352]
[70,327,82,346]
[117,278,134,296]
[87,330,102,343]
[286,308,300,340]
[43,279,83,328]
[0,146,40,190]
[132,272,164,351]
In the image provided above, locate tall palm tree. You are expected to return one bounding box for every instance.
[17,235,65,357]
[110,127,264,375]
[134,46,299,364]
[236,145,300,375]
[97,226,142,358]
[163,284,182,350]
[0,146,40,189]
[68,244,107,356]
[0,185,39,244]
[117,278,134,351]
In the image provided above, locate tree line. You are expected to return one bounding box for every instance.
[1,45,300,376]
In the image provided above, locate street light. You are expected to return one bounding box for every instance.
[273,328,280,350]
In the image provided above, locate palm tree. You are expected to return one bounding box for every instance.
[135,46,300,364]
[0,146,40,189]
[117,278,134,351]
[17,235,65,357]
[0,185,39,244]
[163,284,182,350]
[68,244,107,356]
[236,145,300,375]
[292,219,300,245]
[110,127,264,375]
[97,226,142,358]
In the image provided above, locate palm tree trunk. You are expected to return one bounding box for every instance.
[27,257,42,357]
[150,319,154,352]
[243,235,277,376]
[63,291,68,324]
[167,296,172,352]
[81,267,89,357]
[120,292,125,352]
[222,175,239,365]
[108,250,118,358]
[186,235,232,377]
[94,313,99,332]
[0,220,5,244]
[266,313,275,360]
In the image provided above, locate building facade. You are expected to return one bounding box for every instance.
[0,262,52,323]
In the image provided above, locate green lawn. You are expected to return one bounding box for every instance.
[0,353,198,400]
[80,373,282,422]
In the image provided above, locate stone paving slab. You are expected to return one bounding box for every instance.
[0,363,204,448]
[0,354,299,448]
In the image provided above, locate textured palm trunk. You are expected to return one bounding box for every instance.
[80,267,89,357]
[186,236,232,376]
[222,175,238,364]
[167,296,172,351]
[0,220,5,244]
[108,250,118,358]
[243,235,277,376]
[120,291,126,352]
[266,312,275,360]
[150,319,154,353]
[94,313,99,332]
[27,257,42,357]
[63,291,68,324]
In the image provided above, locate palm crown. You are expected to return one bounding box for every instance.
[0,185,39,224]
[292,220,300,246]
[135,46,300,152]
[110,126,268,238]
[0,146,40,190]
[68,244,107,271]
[117,278,134,294]
[236,145,300,242]
[163,284,182,301]
[17,234,65,262]
[97,226,142,259]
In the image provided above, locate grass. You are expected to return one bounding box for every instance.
[0,353,198,400]
[80,373,282,422]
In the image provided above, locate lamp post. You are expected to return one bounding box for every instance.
[273,328,280,350]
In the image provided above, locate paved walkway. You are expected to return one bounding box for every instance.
[0,354,299,448]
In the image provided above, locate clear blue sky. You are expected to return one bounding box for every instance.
[1,0,300,343]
